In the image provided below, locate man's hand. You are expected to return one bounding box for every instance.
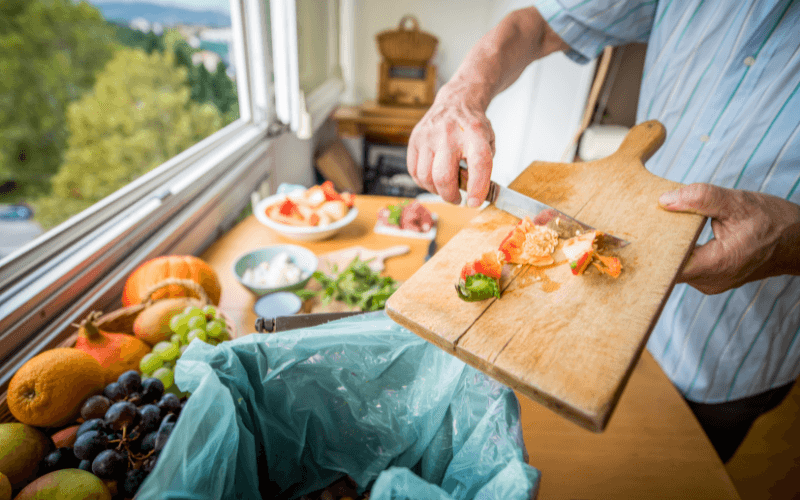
[407,81,495,207]
[406,6,569,207]
[659,183,800,294]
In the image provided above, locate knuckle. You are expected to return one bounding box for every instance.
[486,123,495,142]
[686,182,712,200]
[476,143,493,160]
[685,183,718,211]
[432,168,455,187]
[468,119,484,132]
[467,145,493,167]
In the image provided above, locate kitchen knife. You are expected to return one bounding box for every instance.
[425,238,437,261]
[255,311,365,333]
[458,163,629,248]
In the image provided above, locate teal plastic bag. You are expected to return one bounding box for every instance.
[135,311,540,500]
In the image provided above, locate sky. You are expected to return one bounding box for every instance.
[90,0,231,14]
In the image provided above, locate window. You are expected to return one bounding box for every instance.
[1,0,243,236]
[270,0,348,138]
[0,0,360,391]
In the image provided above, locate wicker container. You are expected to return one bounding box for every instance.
[0,299,236,424]
[376,15,438,66]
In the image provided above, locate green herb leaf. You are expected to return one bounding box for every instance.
[294,256,399,311]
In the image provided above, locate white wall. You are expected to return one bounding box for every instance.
[350,0,596,187]
[352,0,493,102]
[273,132,316,188]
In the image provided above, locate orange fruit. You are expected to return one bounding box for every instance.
[7,348,104,428]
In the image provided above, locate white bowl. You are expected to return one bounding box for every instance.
[254,193,358,242]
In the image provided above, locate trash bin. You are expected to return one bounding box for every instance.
[136,311,540,500]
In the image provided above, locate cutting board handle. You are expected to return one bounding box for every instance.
[611,120,666,165]
[368,245,411,260]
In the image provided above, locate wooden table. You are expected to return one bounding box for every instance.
[200,195,741,500]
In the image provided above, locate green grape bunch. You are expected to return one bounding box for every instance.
[139,304,231,390]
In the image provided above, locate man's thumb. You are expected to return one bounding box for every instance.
[658,183,726,217]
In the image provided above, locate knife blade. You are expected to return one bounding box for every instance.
[458,163,629,249]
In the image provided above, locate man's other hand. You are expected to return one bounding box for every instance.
[659,183,800,294]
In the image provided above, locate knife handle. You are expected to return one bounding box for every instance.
[458,162,470,192]
[458,162,497,204]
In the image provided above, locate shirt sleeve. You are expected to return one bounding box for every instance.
[533,0,657,64]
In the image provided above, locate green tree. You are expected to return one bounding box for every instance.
[144,31,164,54]
[212,61,238,116]
[0,0,115,200]
[32,48,223,229]
[119,27,239,125]
[162,29,186,52]
[172,39,194,69]
[192,63,212,103]
[111,22,164,54]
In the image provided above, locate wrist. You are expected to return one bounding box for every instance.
[438,77,494,112]
[760,197,800,278]
[440,6,563,111]
[774,221,800,276]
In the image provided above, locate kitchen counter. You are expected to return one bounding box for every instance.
[201,194,741,500]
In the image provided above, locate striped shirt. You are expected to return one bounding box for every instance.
[533,0,800,403]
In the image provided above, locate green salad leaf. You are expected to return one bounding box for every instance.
[295,256,399,311]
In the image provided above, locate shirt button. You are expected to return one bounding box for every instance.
[700,134,710,142]
[744,56,756,66]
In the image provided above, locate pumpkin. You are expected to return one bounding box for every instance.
[74,312,152,385]
[122,255,221,306]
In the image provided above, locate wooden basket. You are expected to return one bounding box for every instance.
[376,15,438,66]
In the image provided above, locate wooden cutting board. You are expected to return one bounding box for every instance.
[319,245,410,273]
[385,121,706,432]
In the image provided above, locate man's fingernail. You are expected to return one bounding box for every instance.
[468,197,482,208]
[659,190,679,207]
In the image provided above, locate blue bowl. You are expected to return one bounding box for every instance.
[233,245,318,296]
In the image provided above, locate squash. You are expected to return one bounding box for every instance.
[74,312,152,385]
[132,297,203,346]
[121,255,221,307]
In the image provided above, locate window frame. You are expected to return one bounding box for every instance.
[271,0,353,135]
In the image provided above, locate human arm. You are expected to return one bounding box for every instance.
[659,183,800,294]
[407,6,569,207]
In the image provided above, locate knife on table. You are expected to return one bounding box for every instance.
[255,311,365,333]
[425,238,437,261]
[458,163,629,249]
